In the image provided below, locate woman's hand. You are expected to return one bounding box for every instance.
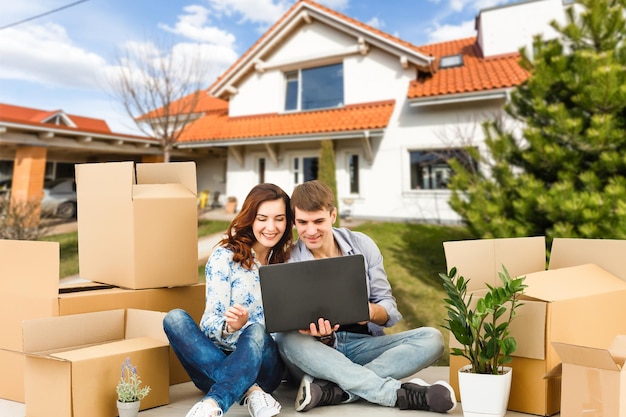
[225,303,249,332]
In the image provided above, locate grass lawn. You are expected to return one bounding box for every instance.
[43,218,474,365]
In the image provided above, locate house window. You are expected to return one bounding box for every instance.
[348,154,359,194]
[409,148,476,190]
[293,156,319,184]
[258,158,265,183]
[0,160,13,181]
[284,63,344,112]
[439,54,464,69]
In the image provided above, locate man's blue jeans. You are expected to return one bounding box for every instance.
[275,327,444,407]
[163,309,284,412]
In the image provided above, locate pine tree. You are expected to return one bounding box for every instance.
[449,0,626,240]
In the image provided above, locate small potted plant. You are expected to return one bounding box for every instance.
[116,357,151,417]
[439,265,526,417]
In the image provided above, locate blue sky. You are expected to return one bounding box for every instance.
[0,0,516,134]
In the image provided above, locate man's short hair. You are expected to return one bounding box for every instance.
[291,180,335,213]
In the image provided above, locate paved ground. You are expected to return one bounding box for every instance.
[0,366,547,417]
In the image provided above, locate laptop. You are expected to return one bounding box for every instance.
[259,254,370,333]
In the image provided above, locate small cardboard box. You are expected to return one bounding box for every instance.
[444,237,626,416]
[76,161,199,289]
[553,336,626,417]
[0,239,206,402]
[24,309,169,417]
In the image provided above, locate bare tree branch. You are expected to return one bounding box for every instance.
[107,37,211,162]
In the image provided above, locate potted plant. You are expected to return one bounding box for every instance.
[439,265,526,417]
[116,357,151,417]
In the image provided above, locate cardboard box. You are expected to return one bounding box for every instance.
[24,309,169,417]
[0,239,206,402]
[76,161,199,289]
[444,237,626,416]
[549,237,626,282]
[553,336,626,417]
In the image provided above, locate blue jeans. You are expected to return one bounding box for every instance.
[163,309,284,413]
[275,327,444,407]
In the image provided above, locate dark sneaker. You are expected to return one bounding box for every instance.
[295,374,345,412]
[396,378,457,413]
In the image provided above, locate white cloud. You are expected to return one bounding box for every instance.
[206,0,292,24]
[315,0,350,10]
[427,19,476,43]
[0,23,107,89]
[158,5,236,47]
[365,16,385,30]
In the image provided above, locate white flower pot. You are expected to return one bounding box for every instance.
[458,365,512,417]
[117,400,140,417]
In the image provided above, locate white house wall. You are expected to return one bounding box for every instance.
[228,21,357,117]
[478,0,566,58]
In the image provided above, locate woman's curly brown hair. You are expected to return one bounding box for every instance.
[219,183,293,269]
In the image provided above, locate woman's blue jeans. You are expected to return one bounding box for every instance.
[163,308,284,412]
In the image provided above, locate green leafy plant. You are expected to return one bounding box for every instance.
[116,357,151,403]
[440,265,526,374]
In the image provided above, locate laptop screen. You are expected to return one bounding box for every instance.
[259,254,370,333]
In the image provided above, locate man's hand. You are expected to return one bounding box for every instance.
[299,317,339,337]
[358,302,388,326]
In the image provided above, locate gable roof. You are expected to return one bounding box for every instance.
[168,3,532,146]
[408,37,530,101]
[0,103,110,132]
[178,99,394,146]
[0,103,154,142]
[209,0,434,99]
[137,91,228,121]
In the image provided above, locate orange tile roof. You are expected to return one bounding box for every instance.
[138,91,228,120]
[408,37,530,99]
[179,100,395,143]
[0,102,153,140]
[0,103,111,133]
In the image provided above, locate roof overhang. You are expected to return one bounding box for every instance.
[0,121,161,156]
[409,88,510,107]
[175,128,384,149]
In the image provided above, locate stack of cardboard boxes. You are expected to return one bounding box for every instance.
[444,236,626,417]
[0,161,209,417]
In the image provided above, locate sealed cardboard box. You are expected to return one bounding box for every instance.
[553,336,626,417]
[76,161,199,289]
[444,237,626,416]
[0,239,205,402]
[24,309,169,417]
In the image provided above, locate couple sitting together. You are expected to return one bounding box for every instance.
[163,180,457,417]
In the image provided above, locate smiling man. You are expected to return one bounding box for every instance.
[274,180,457,414]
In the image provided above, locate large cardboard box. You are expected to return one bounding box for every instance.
[553,336,626,417]
[23,309,169,417]
[76,161,199,289]
[0,239,206,402]
[444,237,626,416]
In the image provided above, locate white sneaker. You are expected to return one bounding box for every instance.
[185,400,223,417]
[245,390,281,417]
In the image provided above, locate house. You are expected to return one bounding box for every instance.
[146,0,569,223]
[0,0,570,222]
[0,103,161,203]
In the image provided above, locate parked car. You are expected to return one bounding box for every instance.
[41,178,77,219]
[0,179,11,200]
